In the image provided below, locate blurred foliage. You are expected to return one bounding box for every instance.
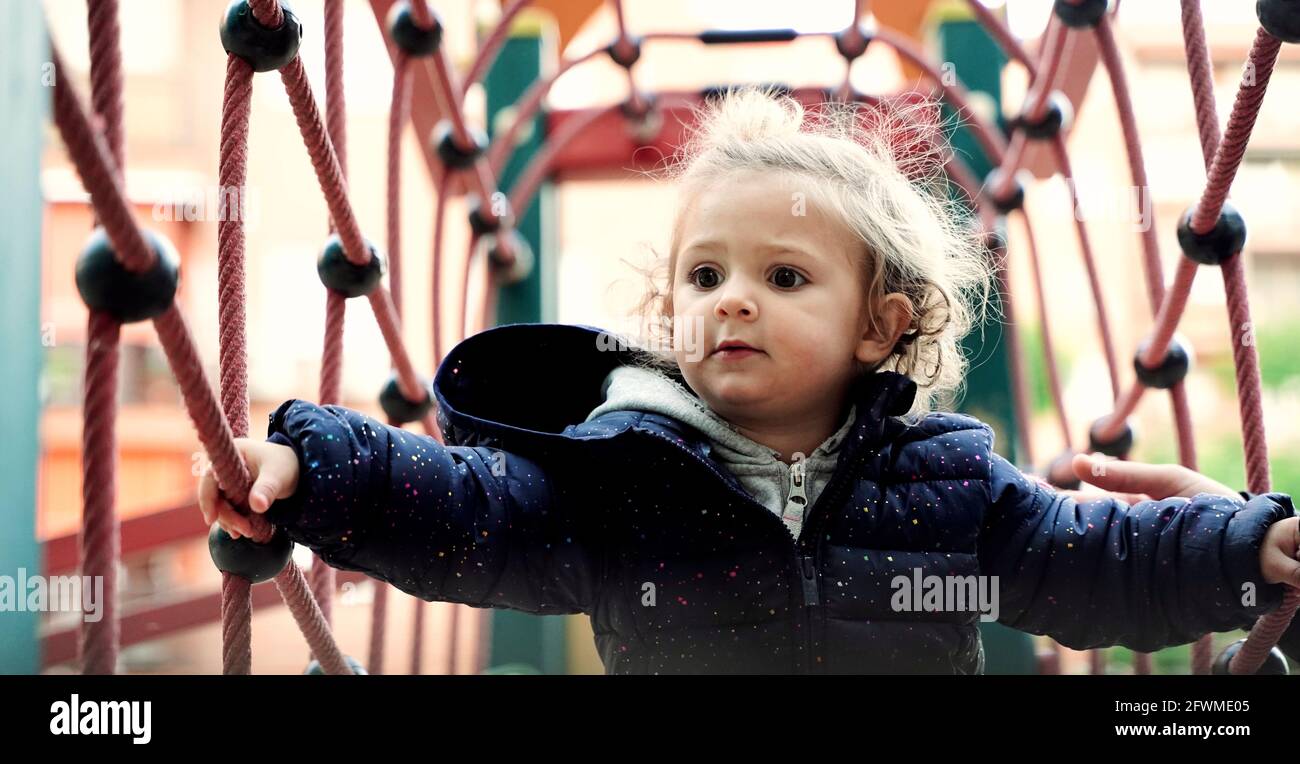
[1204,322,1300,393]
[1019,322,1073,418]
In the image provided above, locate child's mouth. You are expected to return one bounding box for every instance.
[713,347,762,360]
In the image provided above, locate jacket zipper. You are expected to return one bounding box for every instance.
[654,433,869,673]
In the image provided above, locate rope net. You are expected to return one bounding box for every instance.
[46,0,1296,675]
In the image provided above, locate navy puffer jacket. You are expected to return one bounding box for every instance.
[263,323,1294,674]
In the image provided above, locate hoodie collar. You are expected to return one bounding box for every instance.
[585,364,858,465]
[433,323,917,454]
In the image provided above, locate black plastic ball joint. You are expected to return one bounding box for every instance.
[1133,337,1192,390]
[305,655,369,675]
[379,374,434,424]
[1011,91,1073,140]
[1044,450,1082,490]
[432,120,488,170]
[982,219,1009,253]
[208,523,293,584]
[1257,0,1300,44]
[317,235,385,298]
[1088,418,1134,459]
[1212,638,1289,675]
[607,35,642,68]
[467,193,513,236]
[219,0,303,73]
[1054,0,1108,29]
[387,1,443,57]
[983,169,1025,214]
[75,227,181,323]
[834,25,871,60]
[484,229,535,286]
[1176,202,1246,266]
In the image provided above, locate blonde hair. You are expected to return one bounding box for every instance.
[627,85,993,416]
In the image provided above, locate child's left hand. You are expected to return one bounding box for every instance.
[1261,517,1300,588]
[1066,453,1300,590]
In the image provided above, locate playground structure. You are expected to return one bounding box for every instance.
[8,0,1300,674]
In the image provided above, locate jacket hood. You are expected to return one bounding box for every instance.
[433,323,917,456]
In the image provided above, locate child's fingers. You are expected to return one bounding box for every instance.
[1071,453,1171,496]
[1269,547,1300,588]
[248,448,295,513]
[198,468,217,525]
[214,497,254,538]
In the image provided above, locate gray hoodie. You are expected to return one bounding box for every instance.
[584,364,858,541]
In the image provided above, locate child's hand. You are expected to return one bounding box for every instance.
[1069,453,1300,589]
[197,438,300,539]
[1069,453,1238,501]
[1261,517,1300,588]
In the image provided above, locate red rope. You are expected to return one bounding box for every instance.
[462,0,533,98]
[80,0,126,676]
[309,0,350,645]
[1017,210,1072,450]
[1191,30,1281,234]
[216,54,257,674]
[248,0,284,29]
[54,38,358,674]
[80,311,120,674]
[275,563,355,674]
[86,0,125,172]
[1091,17,1199,483]
[388,56,413,319]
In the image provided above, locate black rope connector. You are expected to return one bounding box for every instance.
[1258,0,1300,44]
[834,26,871,61]
[388,1,443,57]
[305,655,369,675]
[219,0,303,73]
[484,229,534,286]
[607,35,642,68]
[1053,0,1108,29]
[1088,417,1134,459]
[207,523,292,583]
[379,373,434,424]
[468,193,513,236]
[432,119,488,170]
[1133,336,1191,390]
[1176,202,1245,266]
[1010,91,1073,141]
[1212,638,1289,675]
[317,234,385,298]
[983,169,1025,214]
[76,227,181,323]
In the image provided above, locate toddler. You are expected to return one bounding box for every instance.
[200,87,1300,674]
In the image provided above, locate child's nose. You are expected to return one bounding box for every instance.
[713,284,758,320]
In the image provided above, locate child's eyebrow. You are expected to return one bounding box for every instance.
[682,239,823,262]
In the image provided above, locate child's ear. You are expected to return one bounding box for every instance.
[855,293,914,365]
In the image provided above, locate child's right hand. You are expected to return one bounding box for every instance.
[198,437,300,539]
[1070,453,1239,501]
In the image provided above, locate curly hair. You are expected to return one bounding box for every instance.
[623,85,994,416]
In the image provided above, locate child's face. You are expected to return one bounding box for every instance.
[670,170,910,428]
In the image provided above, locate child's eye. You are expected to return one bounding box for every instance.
[687,266,722,289]
[770,266,807,289]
